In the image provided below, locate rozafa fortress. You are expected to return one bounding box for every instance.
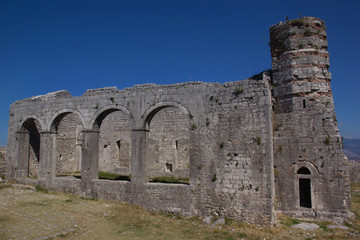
[5,17,352,224]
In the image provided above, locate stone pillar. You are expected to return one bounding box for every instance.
[39,131,55,186]
[16,131,29,179]
[81,129,99,182]
[131,128,149,184]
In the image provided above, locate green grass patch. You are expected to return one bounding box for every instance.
[99,171,131,181]
[0,183,12,191]
[35,185,48,193]
[281,217,300,227]
[149,176,189,184]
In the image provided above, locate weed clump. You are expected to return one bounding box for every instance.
[35,185,48,193]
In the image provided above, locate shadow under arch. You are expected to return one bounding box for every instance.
[18,117,43,178]
[48,108,86,132]
[142,101,192,129]
[90,104,135,130]
[293,161,321,176]
[18,114,44,132]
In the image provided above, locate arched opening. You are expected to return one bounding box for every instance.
[147,106,190,184]
[51,112,83,178]
[297,167,312,208]
[20,118,41,179]
[95,109,132,181]
[297,167,311,174]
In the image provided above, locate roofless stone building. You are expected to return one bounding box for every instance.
[6,17,350,224]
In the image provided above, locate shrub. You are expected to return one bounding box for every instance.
[220,142,225,149]
[35,185,48,193]
[304,28,313,36]
[291,18,304,27]
[234,88,244,96]
[206,118,210,126]
[325,137,330,145]
[212,174,217,182]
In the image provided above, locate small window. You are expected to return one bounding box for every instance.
[303,99,306,108]
[297,167,311,175]
[165,162,173,172]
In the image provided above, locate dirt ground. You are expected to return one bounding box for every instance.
[0,182,359,240]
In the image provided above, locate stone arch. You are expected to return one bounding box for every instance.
[91,105,134,180]
[19,117,43,178]
[142,101,192,129]
[90,104,134,130]
[294,161,319,209]
[18,114,44,132]
[48,108,86,132]
[145,102,192,183]
[49,109,85,178]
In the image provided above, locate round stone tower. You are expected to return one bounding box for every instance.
[270,17,330,112]
[270,17,350,220]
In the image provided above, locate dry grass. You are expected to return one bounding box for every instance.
[0,183,359,239]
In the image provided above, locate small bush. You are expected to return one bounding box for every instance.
[206,118,210,126]
[256,137,261,145]
[291,18,304,27]
[188,113,193,119]
[191,123,197,130]
[233,88,244,96]
[212,174,217,182]
[304,28,313,36]
[298,43,304,49]
[325,137,330,145]
[35,185,48,193]
[220,142,225,149]
[109,97,115,103]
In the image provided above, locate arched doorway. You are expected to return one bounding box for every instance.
[297,167,312,208]
[20,118,42,179]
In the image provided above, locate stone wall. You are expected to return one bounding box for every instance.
[270,17,349,220]
[4,17,349,225]
[0,146,6,178]
[349,161,360,183]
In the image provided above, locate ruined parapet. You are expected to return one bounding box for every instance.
[270,17,350,221]
[16,90,73,103]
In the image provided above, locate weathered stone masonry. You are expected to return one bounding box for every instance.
[6,17,350,224]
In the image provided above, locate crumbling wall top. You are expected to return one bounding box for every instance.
[16,90,73,103]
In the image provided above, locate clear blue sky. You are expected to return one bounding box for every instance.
[1,0,359,146]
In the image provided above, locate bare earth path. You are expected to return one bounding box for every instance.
[0,183,360,240]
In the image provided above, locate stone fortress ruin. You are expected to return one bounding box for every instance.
[6,17,350,224]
